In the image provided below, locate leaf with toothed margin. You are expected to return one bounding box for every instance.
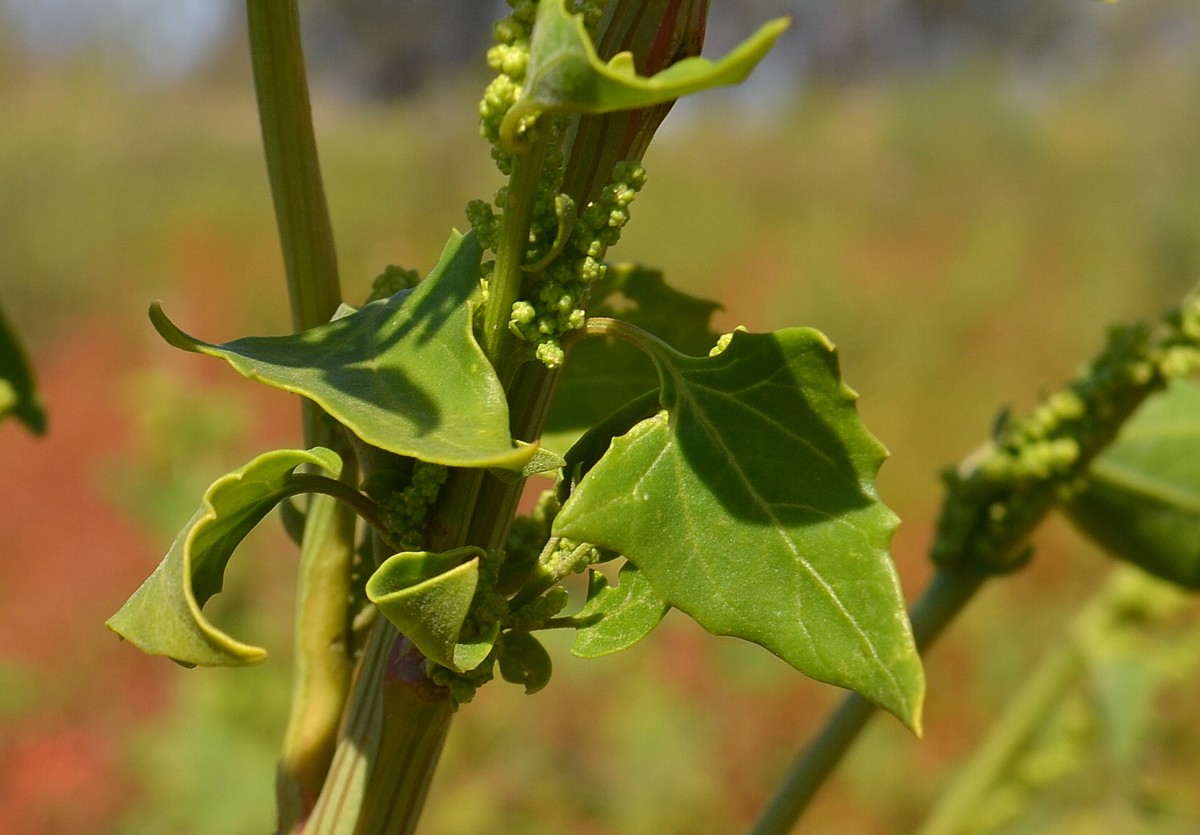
[150,230,532,471]
[552,326,923,731]
[501,0,789,148]
[106,447,342,667]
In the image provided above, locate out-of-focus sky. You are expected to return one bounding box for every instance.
[1,0,237,77]
[5,0,1200,94]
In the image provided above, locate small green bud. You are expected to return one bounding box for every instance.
[535,340,565,368]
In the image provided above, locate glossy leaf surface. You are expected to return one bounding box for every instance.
[107,447,342,666]
[0,300,46,434]
[502,0,788,147]
[553,327,923,728]
[365,547,495,672]
[572,563,668,658]
[1066,378,1200,587]
[151,231,531,470]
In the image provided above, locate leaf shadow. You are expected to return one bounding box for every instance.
[215,233,483,440]
[671,333,881,529]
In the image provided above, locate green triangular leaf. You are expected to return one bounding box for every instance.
[107,447,343,666]
[572,563,668,658]
[502,0,788,147]
[544,265,721,452]
[151,230,532,470]
[365,547,494,672]
[553,327,923,729]
[0,299,46,435]
[1065,378,1200,587]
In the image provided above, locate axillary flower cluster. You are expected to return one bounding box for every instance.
[932,292,1200,575]
[468,0,646,369]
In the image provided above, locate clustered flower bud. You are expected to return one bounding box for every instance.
[376,461,449,551]
[367,264,421,303]
[507,160,647,368]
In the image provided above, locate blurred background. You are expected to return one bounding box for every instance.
[2,1,1200,832]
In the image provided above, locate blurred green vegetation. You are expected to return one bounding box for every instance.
[2,40,1200,835]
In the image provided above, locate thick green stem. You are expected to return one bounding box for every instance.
[300,625,453,835]
[277,485,358,834]
[244,2,355,829]
[747,569,985,835]
[246,0,342,335]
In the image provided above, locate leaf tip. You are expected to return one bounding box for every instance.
[148,301,205,354]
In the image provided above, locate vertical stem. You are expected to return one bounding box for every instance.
[914,645,1082,835]
[276,476,358,833]
[301,625,453,835]
[246,0,342,334]
[481,138,552,381]
[747,569,985,835]
[244,2,356,830]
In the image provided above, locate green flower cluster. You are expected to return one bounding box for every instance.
[471,1,648,368]
[479,2,536,164]
[932,292,1200,574]
[364,460,449,551]
[508,160,647,368]
[366,263,420,303]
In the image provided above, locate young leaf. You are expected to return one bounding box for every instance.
[0,300,46,434]
[572,563,668,658]
[150,230,532,470]
[1065,378,1200,587]
[107,447,343,667]
[499,631,553,694]
[553,327,923,729]
[545,265,721,449]
[365,547,496,672]
[502,0,789,147]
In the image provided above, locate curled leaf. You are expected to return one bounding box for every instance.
[499,631,553,694]
[502,0,789,148]
[107,447,343,667]
[151,230,532,471]
[366,547,495,671]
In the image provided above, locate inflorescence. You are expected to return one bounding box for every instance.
[470,0,646,369]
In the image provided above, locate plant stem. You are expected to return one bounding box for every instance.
[747,569,985,835]
[481,138,553,382]
[300,625,453,835]
[286,474,395,549]
[244,2,357,829]
[276,477,359,834]
[245,0,342,334]
[914,643,1081,835]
